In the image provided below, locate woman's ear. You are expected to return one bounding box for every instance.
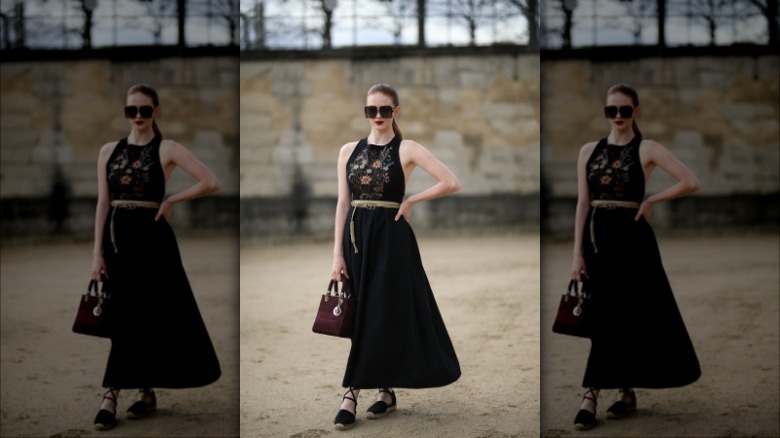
[394,106,400,119]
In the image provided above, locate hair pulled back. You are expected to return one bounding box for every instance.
[127,83,162,138]
[607,82,642,139]
[367,83,403,140]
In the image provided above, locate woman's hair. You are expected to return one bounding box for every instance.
[367,83,403,140]
[607,82,642,139]
[127,83,162,138]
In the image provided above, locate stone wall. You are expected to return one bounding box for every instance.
[240,47,541,237]
[0,48,239,237]
[541,46,780,234]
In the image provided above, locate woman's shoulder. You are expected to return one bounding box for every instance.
[159,138,185,150]
[579,140,599,155]
[339,141,360,157]
[98,140,120,158]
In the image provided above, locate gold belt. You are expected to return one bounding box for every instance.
[589,200,640,253]
[109,200,160,253]
[349,200,401,254]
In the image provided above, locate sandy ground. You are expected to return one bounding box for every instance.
[240,233,541,438]
[540,233,780,438]
[0,236,239,438]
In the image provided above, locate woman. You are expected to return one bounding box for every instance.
[90,83,222,430]
[570,83,701,430]
[330,83,462,430]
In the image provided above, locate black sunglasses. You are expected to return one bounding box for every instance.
[124,105,155,119]
[364,105,394,119]
[604,105,634,119]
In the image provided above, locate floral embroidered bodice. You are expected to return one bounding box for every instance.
[106,136,165,202]
[586,136,645,203]
[346,137,405,203]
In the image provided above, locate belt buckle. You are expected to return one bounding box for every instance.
[604,204,617,210]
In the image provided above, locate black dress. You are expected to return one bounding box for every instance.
[581,136,701,389]
[101,136,221,389]
[341,137,461,389]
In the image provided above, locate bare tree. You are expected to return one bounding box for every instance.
[559,0,576,49]
[748,0,779,45]
[177,0,186,47]
[688,0,736,45]
[318,0,336,48]
[377,0,415,44]
[137,0,176,44]
[448,0,495,46]
[77,0,96,48]
[618,0,655,44]
[191,0,240,45]
[507,0,539,48]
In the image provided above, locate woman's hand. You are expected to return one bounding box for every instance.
[571,254,588,282]
[155,199,172,221]
[91,255,108,281]
[634,200,653,221]
[394,201,412,222]
[331,255,349,282]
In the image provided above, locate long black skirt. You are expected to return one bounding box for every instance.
[341,207,461,389]
[582,207,700,389]
[101,207,221,389]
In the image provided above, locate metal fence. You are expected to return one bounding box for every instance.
[239,0,534,50]
[541,0,773,48]
[0,0,239,50]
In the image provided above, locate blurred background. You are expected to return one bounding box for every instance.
[239,0,542,239]
[539,0,779,235]
[0,0,240,240]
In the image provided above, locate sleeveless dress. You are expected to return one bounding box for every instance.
[581,136,701,389]
[341,137,461,388]
[101,136,221,388]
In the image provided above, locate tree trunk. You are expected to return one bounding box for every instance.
[177,0,186,48]
[562,4,573,49]
[657,0,666,47]
[323,9,333,48]
[417,0,426,47]
[80,1,93,49]
[767,0,778,46]
[527,0,539,49]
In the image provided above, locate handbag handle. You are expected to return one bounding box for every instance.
[567,279,579,296]
[87,279,99,297]
[326,277,353,298]
[339,275,352,298]
[87,278,111,299]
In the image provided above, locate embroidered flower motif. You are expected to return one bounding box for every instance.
[588,142,637,199]
[107,141,157,200]
[347,143,396,200]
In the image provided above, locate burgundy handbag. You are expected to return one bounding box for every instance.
[72,279,111,338]
[552,279,591,338]
[312,277,355,338]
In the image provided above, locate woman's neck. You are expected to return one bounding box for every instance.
[367,129,394,146]
[607,128,634,146]
[127,128,155,145]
